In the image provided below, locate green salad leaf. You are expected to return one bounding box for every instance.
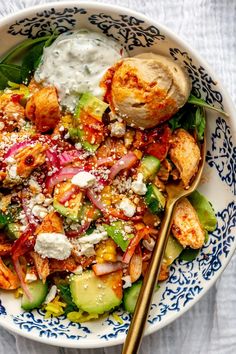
[188,94,229,117]
[168,103,205,140]
[21,41,46,84]
[188,190,217,232]
[0,36,53,64]
[0,34,58,88]
[179,248,200,262]
[0,64,22,89]
[57,284,77,314]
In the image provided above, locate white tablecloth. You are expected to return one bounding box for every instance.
[0,1,235,353]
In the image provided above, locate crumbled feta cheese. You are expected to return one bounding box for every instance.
[118,198,136,217]
[73,265,83,275]
[5,156,15,164]
[25,272,37,283]
[0,122,5,130]
[32,205,48,219]
[72,229,108,257]
[35,233,72,260]
[64,132,70,139]
[44,285,57,304]
[110,121,126,137]
[75,142,82,150]
[122,275,132,289]
[71,171,96,188]
[79,243,96,257]
[29,179,42,193]
[43,198,53,207]
[34,193,46,204]
[8,164,18,179]
[131,173,147,196]
[78,231,108,244]
[124,225,133,234]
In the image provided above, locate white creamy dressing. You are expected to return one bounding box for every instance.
[35,29,127,112]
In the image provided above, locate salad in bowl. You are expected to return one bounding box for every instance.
[0,3,234,348]
[0,28,218,322]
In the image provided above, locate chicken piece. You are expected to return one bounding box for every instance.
[28,78,42,95]
[30,251,50,283]
[0,244,12,256]
[0,257,19,289]
[14,142,47,178]
[35,211,64,235]
[25,86,61,132]
[172,197,205,249]
[49,256,77,273]
[0,93,25,132]
[169,129,200,188]
[158,263,169,282]
[105,53,191,129]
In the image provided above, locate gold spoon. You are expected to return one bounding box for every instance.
[122,134,206,354]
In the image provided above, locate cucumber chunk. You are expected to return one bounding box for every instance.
[4,223,21,240]
[139,155,161,181]
[70,270,122,315]
[163,234,184,265]
[145,184,166,214]
[21,280,48,311]
[123,280,142,314]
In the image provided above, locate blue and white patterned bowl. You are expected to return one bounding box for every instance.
[0,1,235,349]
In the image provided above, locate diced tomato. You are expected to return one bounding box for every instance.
[11,94,24,104]
[80,113,105,145]
[145,124,172,161]
[106,207,142,222]
[11,226,36,261]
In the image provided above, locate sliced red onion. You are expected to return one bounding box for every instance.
[97,157,114,166]
[92,262,123,276]
[58,150,83,166]
[86,189,106,213]
[109,152,138,180]
[45,167,85,193]
[13,258,33,301]
[66,222,91,238]
[46,149,60,170]
[5,140,32,159]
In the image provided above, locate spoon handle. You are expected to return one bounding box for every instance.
[122,200,176,354]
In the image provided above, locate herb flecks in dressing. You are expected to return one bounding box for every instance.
[34,30,126,112]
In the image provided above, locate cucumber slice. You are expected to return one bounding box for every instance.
[21,280,48,311]
[4,223,21,240]
[145,184,166,214]
[163,234,184,266]
[70,270,122,315]
[139,155,161,181]
[123,280,142,314]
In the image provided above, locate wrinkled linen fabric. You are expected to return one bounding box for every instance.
[0,1,235,353]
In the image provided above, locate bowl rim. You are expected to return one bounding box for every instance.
[0,1,235,349]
